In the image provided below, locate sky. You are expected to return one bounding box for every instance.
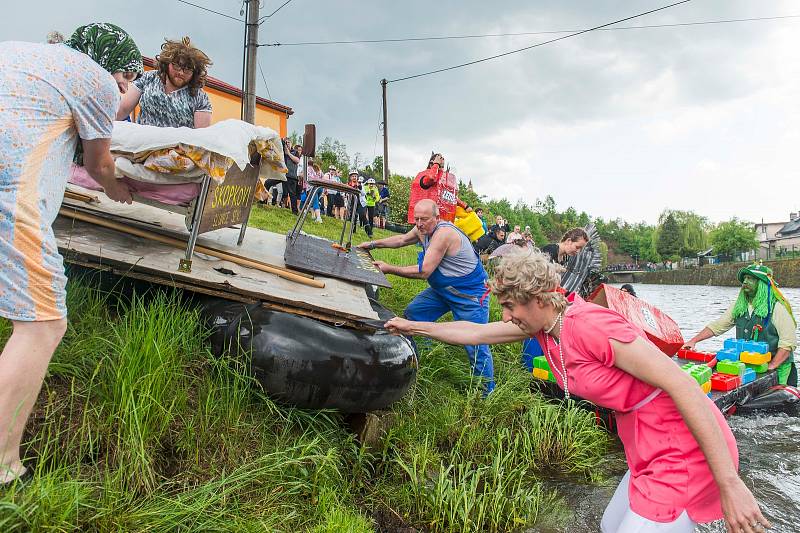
[3,1,799,225]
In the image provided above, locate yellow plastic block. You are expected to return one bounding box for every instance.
[701,381,711,394]
[739,351,771,365]
[533,368,550,381]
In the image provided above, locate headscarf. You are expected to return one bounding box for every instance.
[65,23,142,165]
[66,22,143,76]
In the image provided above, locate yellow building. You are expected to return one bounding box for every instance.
[140,57,293,136]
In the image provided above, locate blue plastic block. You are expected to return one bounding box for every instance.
[741,367,756,385]
[715,349,740,362]
[723,338,744,352]
[742,340,768,354]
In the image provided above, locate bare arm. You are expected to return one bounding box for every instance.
[378,229,453,280]
[286,150,300,165]
[82,139,132,204]
[612,337,769,532]
[193,111,212,128]
[116,85,142,121]
[385,317,528,345]
[769,348,792,371]
[360,227,420,250]
[681,326,715,350]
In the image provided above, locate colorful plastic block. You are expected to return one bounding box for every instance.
[741,367,756,385]
[742,340,768,354]
[711,373,741,391]
[533,368,550,380]
[701,381,712,394]
[716,360,746,377]
[533,356,551,371]
[746,362,769,374]
[723,338,744,352]
[739,351,771,365]
[681,363,712,385]
[677,348,715,363]
[715,349,740,362]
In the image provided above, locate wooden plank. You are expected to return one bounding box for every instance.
[54,203,378,321]
[284,233,391,288]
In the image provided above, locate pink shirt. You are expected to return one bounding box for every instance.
[536,296,738,523]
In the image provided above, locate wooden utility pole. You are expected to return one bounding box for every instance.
[243,0,260,124]
[381,79,389,182]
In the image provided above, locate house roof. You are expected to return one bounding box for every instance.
[142,57,293,116]
[777,218,800,237]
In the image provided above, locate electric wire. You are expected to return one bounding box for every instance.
[258,60,273,99]
[388,0,694,83]
[260,14,800,47]
[259,0,294,23]
[175,0,243,22]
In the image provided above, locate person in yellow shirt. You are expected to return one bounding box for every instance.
[683,264,797,386]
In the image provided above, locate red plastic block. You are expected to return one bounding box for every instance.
[677,348,715,363]
[711,373,741,392]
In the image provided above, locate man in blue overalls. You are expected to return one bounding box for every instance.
[359,199,494,393]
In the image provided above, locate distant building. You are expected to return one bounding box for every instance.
[755,212,800,259]
[137,57,293,137]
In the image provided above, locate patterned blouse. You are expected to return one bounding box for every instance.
[133,71,212,128]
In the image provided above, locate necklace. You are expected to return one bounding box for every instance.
[544,312,570,400]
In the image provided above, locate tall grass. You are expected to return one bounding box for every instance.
[0,204,611,532]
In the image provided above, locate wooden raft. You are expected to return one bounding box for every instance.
[57,187,379,324]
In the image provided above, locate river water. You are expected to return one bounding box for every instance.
[551,283,800,532]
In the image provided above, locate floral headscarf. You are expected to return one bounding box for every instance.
[66,22,143,76]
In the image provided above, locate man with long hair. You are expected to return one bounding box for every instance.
[684,263,797,386]
[117,36,212,128]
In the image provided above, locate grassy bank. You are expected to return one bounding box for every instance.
[0,205,610,532]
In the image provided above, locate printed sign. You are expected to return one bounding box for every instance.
[197,163,259,234]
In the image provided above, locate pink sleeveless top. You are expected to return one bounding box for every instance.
[536,296,738,523]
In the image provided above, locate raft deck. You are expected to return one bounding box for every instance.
[56,186,380,326]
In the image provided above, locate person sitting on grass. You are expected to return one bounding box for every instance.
[385,250,770,533]
[359,199,494,394]
[683,263,796,386]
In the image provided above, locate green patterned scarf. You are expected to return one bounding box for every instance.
[66,22,142,76]
[65,23,142,165]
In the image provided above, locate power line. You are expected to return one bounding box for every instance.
[175,0,243,22]
[258,0,295,23]
[388,0,694,83]
[257,60,272,99]
[259,14,800,47]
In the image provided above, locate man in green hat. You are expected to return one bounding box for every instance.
[683,263,797,386]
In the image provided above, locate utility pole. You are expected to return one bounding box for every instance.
[381,79,389,182]
[243,0,260,125]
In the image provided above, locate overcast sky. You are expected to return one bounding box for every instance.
[4,1,799,225]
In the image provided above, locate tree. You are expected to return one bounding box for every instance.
[658,209,709,257]
[709,219,759,258]
[657,213,682,261]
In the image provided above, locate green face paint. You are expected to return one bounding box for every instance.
[742,275,759,299]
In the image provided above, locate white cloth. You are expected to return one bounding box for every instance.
[601,471,696,533]
[109,119,285,181]
[114,157,205,184]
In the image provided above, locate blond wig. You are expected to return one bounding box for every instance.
[490,250,568,313]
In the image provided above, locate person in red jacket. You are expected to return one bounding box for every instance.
[407,153,470,224]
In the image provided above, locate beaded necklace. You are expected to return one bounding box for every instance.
[544,311,569,400]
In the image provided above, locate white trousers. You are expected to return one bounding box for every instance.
[601,471,697,532]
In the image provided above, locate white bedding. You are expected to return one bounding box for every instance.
[110,119,287,184]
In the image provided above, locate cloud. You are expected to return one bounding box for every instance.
[3,0,799,225]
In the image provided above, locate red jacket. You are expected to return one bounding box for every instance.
[407,164,466,223]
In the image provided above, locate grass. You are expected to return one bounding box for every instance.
[0,204,611,532]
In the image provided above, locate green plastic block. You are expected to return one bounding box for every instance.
[716,360,746,377]
[745,362,769,374]
[533,355,551,371]
[681,363,712,385]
